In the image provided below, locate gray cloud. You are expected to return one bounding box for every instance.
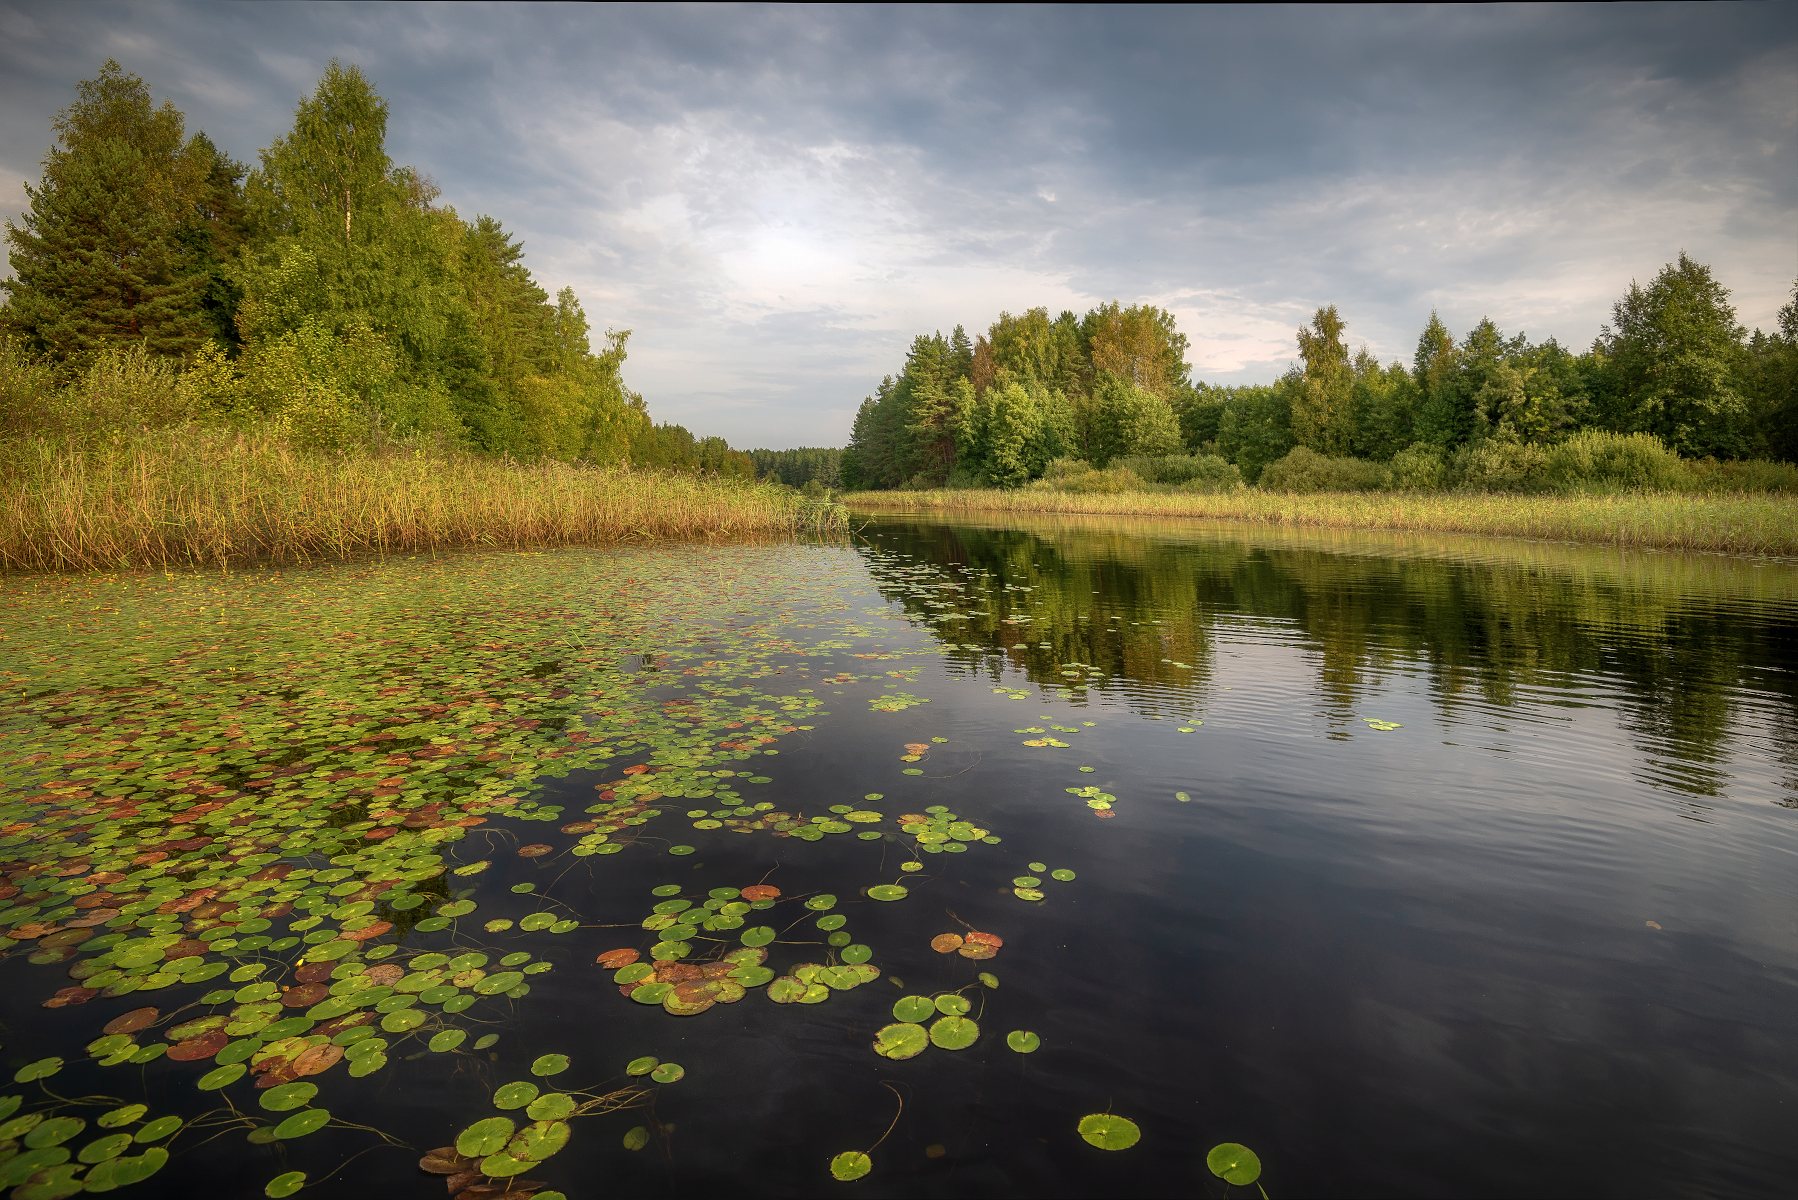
[3,2,1792,447]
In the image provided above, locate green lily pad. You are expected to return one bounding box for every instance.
[623,1126,650,1151]
[13,1058,62,1083]
[1012,876,1041,887]
[531,1054,570,1077]
[437,900,476,917]
[631,982,673,1005]
[730,965,775,987]
[868,885,907,901]
[1028,861,1047,871]
[626,1056,658,1076]
[1006,1030,1041,1053]
[474,1035,499,1050]
[259,1082,318,1112]
[264,1170,306,1198]
[197,1063,246,1090]
[740,926,775,947]
[494,1081,540,1109]
[651,885,682,897]
[668,845,695,856]
[872,1022,928,1060]
[79,1131,133,1164]
[1051,869,1076,881]
[24,1116,84,1148]
[135,1116,182,1143]
[382,1008,428,1033]
[527,1093,576,1121]
[815,914,847,931]
[1014,888,1045,901]
[478,1151,537,1178]
[840,943,872,964]
[893,995,935,1022]
[830,1150,872,1181]
[1207,1142,1262,1184]
[519,913,556,931]
[766,977,807,1003]
[272,1108,330,1139]
[613,962,654,985]
[649,1062,684,1083]
[1078,1113,1140,1150]
[97,1104,147,1129]
[935,994,971,1016]
[457,1116,515,1157]
[474,971,526,994]
[929,1015,979,1050]
[429,1029,467,1053]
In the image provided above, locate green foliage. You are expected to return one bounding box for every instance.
[957,379,1074,486]
[749,447,841,489]
[1111,454,1242,491]
[1215,383,1293,484]
[1086,376,1181,465]
[1258,445,1391,493]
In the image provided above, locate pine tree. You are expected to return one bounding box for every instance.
[2,60,216,364]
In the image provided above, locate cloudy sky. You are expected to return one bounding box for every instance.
[2,3,1792,448]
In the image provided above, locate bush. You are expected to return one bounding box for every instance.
[1027,459,1143,494]
[1677,457,1798,494]
[1256,446,1390,493]
[1459,440,1555,492]
[1387,443,1446,490]
[1543,430,1684,492]
[1114,454,1243,491]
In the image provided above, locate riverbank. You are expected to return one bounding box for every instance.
[847,487,1798,556]
[0,429,841,572]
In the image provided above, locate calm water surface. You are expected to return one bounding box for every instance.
[0,514,1792,1198]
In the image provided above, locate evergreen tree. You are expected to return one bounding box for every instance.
[1412,311,1467,446]
[2,60,220,364]
[1288,305,1353,453]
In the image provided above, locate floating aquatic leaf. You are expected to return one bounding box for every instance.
[730,965,775,987]
[437,899,476,917]
[626,1056,658,1076]
[650,1062,685,1083]
[597,948,640,969]
[929,1015,979,1050]
[494,1080,540,1109]
[259,1082,318,1112]
[528,1093,576,1121]
[740,926,776,947]
[614,963,654,985]
[457,1116,516,1157]
[1207,1142,1262,1184]
[840,944,873,964]
[25,1116,84,1148]
[12,1057,61,1083]
[830,1151,873,1181]
[97,1105,146,1130]
[669,845,696,856]
[531,1054,570,1077]
[816,915,847,931]
[1175,791,1191,802]
[104,1007,158,1036]
[930,933,964,953]
[868,885,908,901]
[631,982,674,1005]
[1078,1113,1140,1150]
[1051,869,1076,881]
[900,862,923,872]
[1013,876,1042,887]
[1014,888,1045,901]
[805,894,837,911]
[767,977,807,1003]
[935,994,971,1016]
[978,972,999,988]
[453,860,491,876]
[273,1108,331,1139]
[429,1029,467,1053]
[874,1022,925,1059]
[1006,1030,1041,1053]
[739,885,780,901]
[484,919,514,933]
[135,1116,181,1143]
[518,844,553,857]
[623,1126,650,1151]
[264,1171,306,1198]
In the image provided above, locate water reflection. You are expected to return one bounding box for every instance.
[859,513,1797,802]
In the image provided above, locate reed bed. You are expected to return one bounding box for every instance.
[849,487,1798,557]
[0,429,841,572]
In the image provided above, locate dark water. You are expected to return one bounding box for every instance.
[1,515,1793,1198]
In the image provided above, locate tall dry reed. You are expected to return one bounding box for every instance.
[0,428,840,572]
[849,488,1798,556]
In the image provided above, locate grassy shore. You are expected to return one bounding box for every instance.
[0,429,841,572]
[848,487,1798,556]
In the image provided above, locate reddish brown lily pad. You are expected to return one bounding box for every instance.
[295,961,336,985]
[517,845,553,858]
[364,963,405,987]
[65,909,119,928]
[281,983,330,1008]
[596,948,639,969]
[964,931,1003,948]
[559,822,596,834]
[167,1029,229,1061]
[42,986,99,1008]
[957,942,997,960]
[930,933,964,954]
[341,921,392,943]
[739,885,781,901]
[313,1011,375,1040]
[103,1006,159,1036]
[293,1043,344,1077]
[420,1147,478,1175]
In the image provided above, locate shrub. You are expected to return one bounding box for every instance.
[1387,443,1446,490]
[1459,440,1555,492]
[1114,454,1243,491]
[1257,446,1390,493]
[1544,430,1684,492]
[1678,457,1798,494]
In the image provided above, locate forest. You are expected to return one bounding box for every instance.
[0,60,754,479]
[843,269,1798,492]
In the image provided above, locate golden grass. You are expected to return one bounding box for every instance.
[0,429,839,572]
[848,487,1798,556]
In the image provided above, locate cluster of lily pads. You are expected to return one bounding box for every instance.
[1011,862,1077,903]
[1066,785,1118,818]
[0,1092,175,1195]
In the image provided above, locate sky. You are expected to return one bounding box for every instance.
[1,3,1793,449]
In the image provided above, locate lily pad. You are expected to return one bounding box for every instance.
[259,1082,318,1112]
[631,982,674,1005]
[1006,1030,1041,1053]
[868,885,908,901]
[928,1015,979,1050]
[197,1063,245,1090]
[1051,869,1076,881]
[457,1116,516,1157]
[978,972,999,988]
[840,943,873,964]
[527,1093,576,1121]
[264,1171,306,1198]
[429,1029,467,1053]
[872,1022,928,1060]
[935,994,971,1016]
[1206,1142,1262,1185]
[531,1054,570,1077]
[1012,876,1041,887]
[626,1056,658,1076]
[135,1116,182,1143]
[893,995,935,1023]
[668,845,696,856]
[1014,888,1045,901]
[830,1150,873,1182]
[623,1126,650,1151]
[494,1080,540,1109]
[766,978,807,1003]
[273,1108,331,1139]
[650,1062,685,1083]
[1078,1113,1140,1150]
[740,926,776,947]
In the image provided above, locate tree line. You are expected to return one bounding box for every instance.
[1,60,753,477]
[845,260,1798,488]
